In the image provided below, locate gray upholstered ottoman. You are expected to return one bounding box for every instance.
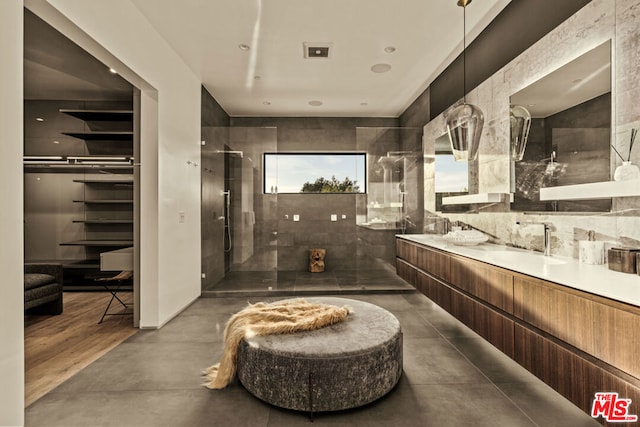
[236,297,403,413]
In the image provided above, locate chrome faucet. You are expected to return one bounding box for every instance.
[516,221,553,256]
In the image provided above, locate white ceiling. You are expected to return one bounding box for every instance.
[130,0,511,117]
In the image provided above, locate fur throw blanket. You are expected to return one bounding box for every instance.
[203,299,351,389]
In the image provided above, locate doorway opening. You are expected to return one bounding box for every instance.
[23,8,140,406]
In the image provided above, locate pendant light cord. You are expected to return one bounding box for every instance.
[462,2,467,104]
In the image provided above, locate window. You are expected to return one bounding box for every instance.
[264,153,366,194]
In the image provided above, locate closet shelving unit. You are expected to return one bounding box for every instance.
[57,108,135,288]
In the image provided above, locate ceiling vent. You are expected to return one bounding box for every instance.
[303,42,333,59]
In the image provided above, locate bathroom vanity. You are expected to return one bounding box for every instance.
[396,234,640,418]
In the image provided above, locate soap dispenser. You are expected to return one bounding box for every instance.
[579,230,605,265]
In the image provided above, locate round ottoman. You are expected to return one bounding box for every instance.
[236,297,403,412]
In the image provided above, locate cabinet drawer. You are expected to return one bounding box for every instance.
[397,239,450,281]
[514,275,640,380]
[450,256,514,313]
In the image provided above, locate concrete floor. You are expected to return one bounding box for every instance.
[203,268,415,295]
[25,292,600,426]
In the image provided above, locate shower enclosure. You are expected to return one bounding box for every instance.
[355,127,423,236]
[201,125,422,294]
[201,127,278,291]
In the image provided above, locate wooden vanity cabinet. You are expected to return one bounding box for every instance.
[513,274,640,381]
[397,237,640,421]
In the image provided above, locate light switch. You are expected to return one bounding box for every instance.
[179,211,185,223]
[331,214,337,221]
[293,214,300,222]
[341,214,347,219]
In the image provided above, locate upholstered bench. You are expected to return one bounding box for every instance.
[24,263,63,315]
[236,297,402,413]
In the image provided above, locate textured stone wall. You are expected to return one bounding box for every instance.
[424,0,640,259]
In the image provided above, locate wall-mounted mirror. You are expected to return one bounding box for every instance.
[510,40,612,212]
[434,134,469,212]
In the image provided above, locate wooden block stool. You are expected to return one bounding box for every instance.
[309,248,326,273]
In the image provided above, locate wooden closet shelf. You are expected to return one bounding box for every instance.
[60,240,133,247]
[59,109,134,121]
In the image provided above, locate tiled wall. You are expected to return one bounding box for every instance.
[423,0,640,259]
[227,117,406,272]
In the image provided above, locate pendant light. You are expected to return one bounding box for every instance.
[446,0,484,162]
[509,105,531,161]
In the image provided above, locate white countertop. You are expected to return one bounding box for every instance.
[398,234,640,307]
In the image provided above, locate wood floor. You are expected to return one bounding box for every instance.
[24,292,137,407]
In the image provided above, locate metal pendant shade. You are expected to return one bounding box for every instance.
[446,0,484,162]
[509,105,531,161]
[446,103,484,161]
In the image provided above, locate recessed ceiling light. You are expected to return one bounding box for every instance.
[36,117,44,122]
[238,44,250,51]
[371,63,392,73]
[384,46,396,53]
[52,140,60,144]
[263,101,271,106]
[360,102,368,106]
[308,100,323,107]
[109,68,117,74]
[254,75,261,80]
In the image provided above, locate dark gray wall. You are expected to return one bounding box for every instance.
[399,86,430,129]
[201,86,230,127]
[400,0,592,128]
[277,194,357,271]
[230,117,399,146]
[201,87,230,288]
[229,117,400,272]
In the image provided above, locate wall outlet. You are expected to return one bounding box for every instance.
[341,214,347,219]
[331,214,337,221]
[178,211,185,223]
[201,273,206,279]
[293,214,300,222]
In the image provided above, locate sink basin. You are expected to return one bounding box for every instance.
[486,249,569,266]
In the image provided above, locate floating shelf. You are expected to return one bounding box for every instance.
[61,131,133,141]
[540,179,640,200]
[72,219,133,224]
[60,240,133,247]
[442,193,512,205]
[73,199,133,204]
[368,202,403,208]
[59,109,133,121]
[73,179,133,184]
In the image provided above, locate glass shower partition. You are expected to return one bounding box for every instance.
[202,125,420,294]
[354,127,423,289]
[201,126,278,292]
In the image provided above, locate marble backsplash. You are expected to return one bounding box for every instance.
[424,0,640,258]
